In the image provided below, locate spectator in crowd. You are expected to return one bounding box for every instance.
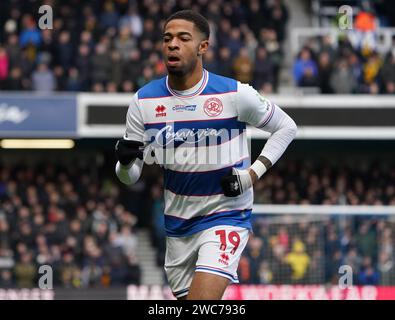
[348,53,363,89]
[0,46,9,87]
[317,51,332,93]
[56,31,73,71]
[380,49,395,94]
[66,68,81,91]
[203,48,219,74]
[356,222,377,260]
[232,47,253,83]
[19,14,41,48]
[4,67,24,90]
[259,28,282,90]
[75,44,92,91]
[31,63,55,92]
[329,59,357,94]
[361,51,382,93]
[253,46,274,91]
[358,256,380,285]
[244,236,265,284]
[378,251,395,285]
[100,1,120,31]
[285,239,310,283]
[258,261,273,284]
[5,34,22,70]
[267,0,289,43]
[114,26,137,61]
[293,47,318,86]
[0,269,14,288]
[217,47,233,78]
[119,5,143,38]
[14,251,36,288]
[270,236,292,283]
[91,43,112,85]
[150,184,165,266]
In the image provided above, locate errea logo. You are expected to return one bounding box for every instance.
[219,252,229,266]
[155,105,167,117]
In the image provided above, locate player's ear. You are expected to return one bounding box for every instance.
[197,40,209,56]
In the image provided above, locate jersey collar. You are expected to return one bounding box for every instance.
[166,69,209,98]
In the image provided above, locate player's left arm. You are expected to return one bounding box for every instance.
[221,82,297,197]
[115,92,146,185]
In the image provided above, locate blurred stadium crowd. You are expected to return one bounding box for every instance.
[0,0,289,93]
[294,35,395,94]
[0,1,394,94]
[239,214,395,286]
[1,157,395,288]
[152,159,395,286]
[0,161,142,288]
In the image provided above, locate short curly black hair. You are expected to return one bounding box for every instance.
[164,10,210,40]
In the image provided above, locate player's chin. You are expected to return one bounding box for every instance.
[166,63,185,75]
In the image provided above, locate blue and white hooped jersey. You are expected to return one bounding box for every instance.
[125,69,277,237]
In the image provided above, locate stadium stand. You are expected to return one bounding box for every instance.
[3,149,394,288]
[0,0,289,93]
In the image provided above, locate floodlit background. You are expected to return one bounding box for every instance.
[1,0,395,300]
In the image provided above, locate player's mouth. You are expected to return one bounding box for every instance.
[167,55,181,66]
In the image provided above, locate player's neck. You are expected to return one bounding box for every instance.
[167,66,203,91]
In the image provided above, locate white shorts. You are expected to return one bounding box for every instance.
[164,225,250,298]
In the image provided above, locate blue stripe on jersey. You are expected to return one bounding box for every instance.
[164,209,252,237]
[164,158,249,196]
[201,72,237,95]
[137,77,171,99]
[173,288,189,296]
[145,117,246,147]
[195,266,238,281]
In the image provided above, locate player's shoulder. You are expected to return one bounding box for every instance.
[202,71,238,95]
[136,76,170,100]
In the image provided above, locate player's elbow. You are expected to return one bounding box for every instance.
[288,119,298,139]
[279,116,298,141]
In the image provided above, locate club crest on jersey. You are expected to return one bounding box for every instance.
[155,105,167,117]
[203,97,223,117]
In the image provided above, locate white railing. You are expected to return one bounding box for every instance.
[253,204,395,215]
[290,27,395,56]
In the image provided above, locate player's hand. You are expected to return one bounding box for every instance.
[220,167,253,197]
[115,139,144,166]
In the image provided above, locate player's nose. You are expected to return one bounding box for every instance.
[168,38,180,50]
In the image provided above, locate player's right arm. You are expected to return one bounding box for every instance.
[115,93,145,185]
[221,83,297,197]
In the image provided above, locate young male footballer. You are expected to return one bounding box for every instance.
[115,10,297,300]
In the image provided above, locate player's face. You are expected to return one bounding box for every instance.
[163,19,208,76]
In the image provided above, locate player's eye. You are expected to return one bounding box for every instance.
[181,37,190,42]
[163,37,171,42]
